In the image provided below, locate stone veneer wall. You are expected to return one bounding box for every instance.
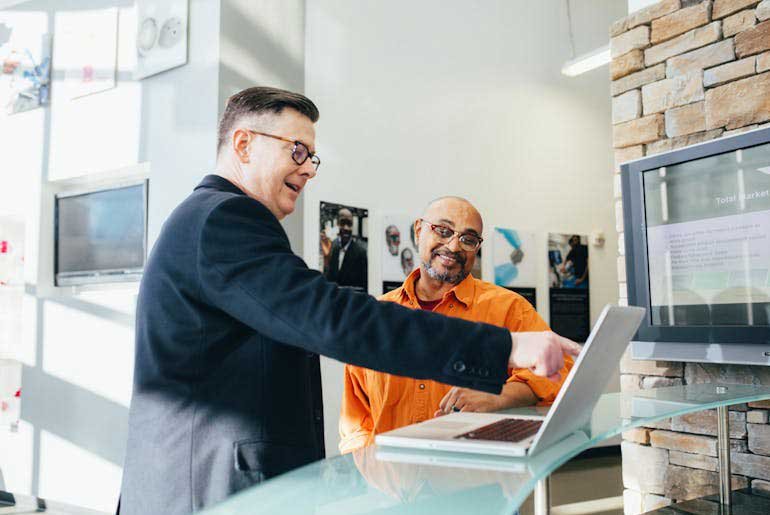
[610,0,770,513]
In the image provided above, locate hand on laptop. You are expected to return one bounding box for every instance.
[435,387,504,417]
[509,332,582,382]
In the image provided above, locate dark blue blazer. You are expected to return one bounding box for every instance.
[119,175,511,514]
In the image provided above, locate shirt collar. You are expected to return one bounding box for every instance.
[400,268,475,308]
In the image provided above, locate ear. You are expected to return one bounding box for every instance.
[232,129,252,163]
[413,219,422,245]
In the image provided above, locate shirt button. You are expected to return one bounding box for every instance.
[419,383,425,390]
[453,361,466,373]
[449,303,454,308]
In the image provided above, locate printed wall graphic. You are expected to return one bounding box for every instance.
[548,233,590,342]
[493,227,537,308]
[0,17,51,114]
[135,0,189,79]
[320,202,368,293]
[0,216,24,430]
[55,8,118,99]
[382,214,418,293]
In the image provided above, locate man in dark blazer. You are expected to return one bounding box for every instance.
[321,208,368,291]
[119,87,580,514]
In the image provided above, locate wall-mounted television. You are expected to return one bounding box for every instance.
[621,127,770,365]
[54,179,148,286]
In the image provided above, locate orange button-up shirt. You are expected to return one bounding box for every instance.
[339,269,574,454]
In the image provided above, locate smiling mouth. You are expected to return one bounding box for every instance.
[285,182,300,193]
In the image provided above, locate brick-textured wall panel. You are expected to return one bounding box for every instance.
[732,452,770,480]
[758,0,770,20]
[666,39,735,77]
[651,1,712,44]
[713,0,761,19]
[735,19,770,56]
[723,8,757,35]
[671,409,748,438]
[646,128,724,154]
[705,71,770,129]
[611,49,646,80]
[622,441,669,494]
[664,465,749,500]
[703,55,756,85]
[758,50,770,70]
[651,429,718,455]
[610,1,770,504]
[748,423,770,455]
[748,410,770,423]
[645,21,721,66]
[642,72,704,114]
[614,113,666,147]
[623,427,652,444]
[612,63,666,95]
[665,101,706,136]
[613,89,643,124]
[612,26,651,59]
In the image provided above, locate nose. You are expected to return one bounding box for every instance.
[445,234,462,252]
[300,159,317,179]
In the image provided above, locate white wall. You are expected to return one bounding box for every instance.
[0,0,221,511]
[304,0,627,456]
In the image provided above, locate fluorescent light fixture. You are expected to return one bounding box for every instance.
[561,44,610,77]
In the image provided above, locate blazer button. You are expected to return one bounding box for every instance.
[453,361,466,373]
[481,368,490,377]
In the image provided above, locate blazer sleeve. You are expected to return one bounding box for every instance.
[197,196,511,393]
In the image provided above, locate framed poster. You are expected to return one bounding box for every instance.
[382,214,417,293]
[0,15,51,114]
[493,227,537,308]
[55,8,118,99]
[548,233,590,342]
[320,202,368,293]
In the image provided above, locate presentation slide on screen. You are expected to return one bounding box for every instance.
[647,208,770,307]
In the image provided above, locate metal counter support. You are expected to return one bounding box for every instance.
[534,476,550,515]
[716,385,732,509]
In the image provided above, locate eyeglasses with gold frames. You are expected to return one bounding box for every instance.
[244,129,321,171]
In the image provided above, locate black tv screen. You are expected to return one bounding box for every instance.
[55,181,147,286]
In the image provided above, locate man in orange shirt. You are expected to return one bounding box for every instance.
[339,197,574,453]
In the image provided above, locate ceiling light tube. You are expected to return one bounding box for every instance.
[561,44,610,77]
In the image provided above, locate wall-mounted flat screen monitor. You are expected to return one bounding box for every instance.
[622,127,770,365]
[55,180,148,286]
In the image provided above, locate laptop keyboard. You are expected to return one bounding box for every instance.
[455,419,543,443]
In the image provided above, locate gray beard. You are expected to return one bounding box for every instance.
[422,260,468,285]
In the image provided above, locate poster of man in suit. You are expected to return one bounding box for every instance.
[320,201,368,292]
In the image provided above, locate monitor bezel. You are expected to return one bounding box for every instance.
[54,178,149,287]
[621,126,770,346]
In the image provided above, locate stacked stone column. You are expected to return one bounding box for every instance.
[610,0,770,513]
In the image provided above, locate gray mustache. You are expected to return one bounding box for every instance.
[432,249,465,265]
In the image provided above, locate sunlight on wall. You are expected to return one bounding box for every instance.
[39,429,121,512]
[0,420,34,495]
[42,298,134,408]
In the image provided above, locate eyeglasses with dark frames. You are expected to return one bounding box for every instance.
[419,218,483,252]
[244,129,321,171]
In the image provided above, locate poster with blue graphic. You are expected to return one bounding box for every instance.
[493,227,537,308]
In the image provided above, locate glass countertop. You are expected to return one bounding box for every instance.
[0,491,106,514]
[202,384,770,515]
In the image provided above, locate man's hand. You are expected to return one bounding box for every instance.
[509,332,581,382]
[320,231,332,258]
[436,387,503,416]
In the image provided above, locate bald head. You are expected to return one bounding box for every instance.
[422,197,483,234]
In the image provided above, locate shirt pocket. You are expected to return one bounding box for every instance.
[364,370,409,408]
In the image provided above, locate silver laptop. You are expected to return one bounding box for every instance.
[375,304,645,457]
